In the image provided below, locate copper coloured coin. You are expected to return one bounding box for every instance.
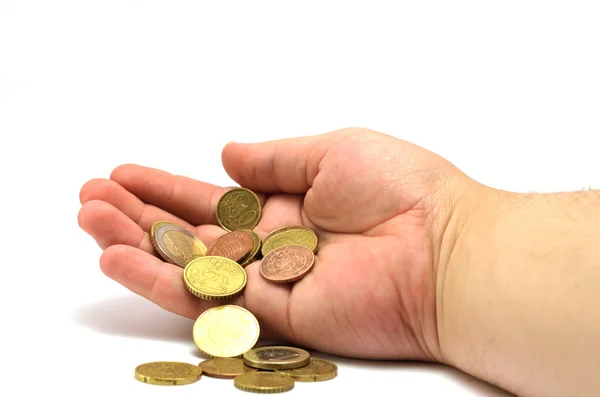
[206,230,253,263]
[260,245,314,283]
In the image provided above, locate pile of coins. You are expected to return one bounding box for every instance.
[134,187,337,392]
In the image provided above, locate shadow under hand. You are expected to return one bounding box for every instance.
[74,297,514,396]
[72,294,194,343]
[450,370,515,397]
[310,355,515,397]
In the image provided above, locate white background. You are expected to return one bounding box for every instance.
[1,1,598,396]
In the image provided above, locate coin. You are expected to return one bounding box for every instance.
[193,305,260,358]
[243,346,311,370]
[260,245,314,283]
[150,221,207,267]
[184,256,247,300]
[261,226,318,256]
[199,358,258,379]
[234,372,294,394]
[134,361,202,385]
[150,220,175,234]
[276,359,337,382]
[206,230,253,263]
[217,188,262,231]
[240,229,261,268]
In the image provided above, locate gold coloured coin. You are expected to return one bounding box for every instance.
[184,256,247,300]
[276,359,338,382]
[193,305,260,358]
[262,225,305,245]
[234,372,294,394]
[134,361,202,386]
[240,229,261,267]
[261,226,318,256]
[150,221,207,267]
[217,188,262,232]
[243,346,310,370]
[199,358,258,379]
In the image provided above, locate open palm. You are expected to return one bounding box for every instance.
[79,128,465,363]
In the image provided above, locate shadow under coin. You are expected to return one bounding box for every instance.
[72,294,194,343]
[190,337,277,360]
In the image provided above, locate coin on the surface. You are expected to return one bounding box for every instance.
[276,359,337,382]
[184,256,247,300]
[234,372,294,394]
[239,229,261,267]
[260,245,314,283]
[217,188,262,232]
[193,305,260,358]
[206,230,253,263]
[261,226,318,256]
[243,346,310,370]
[150,221,207,267]
[134,361,202,386]
[199,358,258,379]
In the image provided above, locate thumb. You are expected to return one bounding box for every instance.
[221,128,360,194]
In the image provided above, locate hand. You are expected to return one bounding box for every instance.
[78,127,478,362]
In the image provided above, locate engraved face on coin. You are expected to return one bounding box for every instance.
[260,245,314,283]
[206,230,253,263]
[199,358,258,379]
[243,346,310,370]
[193,305,260,358]
[261,226,318,256]
[234,372,295,393]
[257,349,300,361]
[217,188,262,231]
[184,256,247,300]
[276,359,338,382]
[134,361,202,385]
[150,222,206,267]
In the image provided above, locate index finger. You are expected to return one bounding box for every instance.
[110,164,265,226]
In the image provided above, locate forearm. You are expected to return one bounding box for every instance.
[440,188,600,397]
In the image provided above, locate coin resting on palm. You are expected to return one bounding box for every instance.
[239,229,261,267]
[260,245,314,283]
[184,256,247,300]
[217,188,262,231]
[261,225,318,256]
[150,222,207,267]
[206,230,253,263]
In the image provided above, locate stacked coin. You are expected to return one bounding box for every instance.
[136,187,337,392]
[135,348,338,392]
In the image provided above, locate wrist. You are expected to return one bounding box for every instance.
[436,187,600,396]
[425,170,493,364]
[435,184,503,366]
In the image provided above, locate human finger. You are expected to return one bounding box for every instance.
[109,164,240,226]
[100,244,297,342]
[80,178,196,233]
[78,200,155,254]
[221,128,363,194]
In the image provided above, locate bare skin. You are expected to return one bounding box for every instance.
[78,127,600,397]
